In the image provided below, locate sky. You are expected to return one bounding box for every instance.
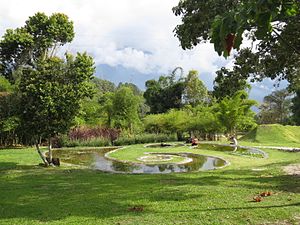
[0,0,287,102]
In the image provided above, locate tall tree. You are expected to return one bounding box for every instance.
[0,12,74,82]
[111,86,141,133]
[173,0,299,56]
[291,88,300,125]
[144,74,185,113]
[91,77,116,94]
[117,82,142,96]
[19,54,95,165]
[257,89,293,124]
[213,67,251,101]
[173,0,300,88]
[183,70,208,106]
[0,13,94,165]
[215,91,257,136]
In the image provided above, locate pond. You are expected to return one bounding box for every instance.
[197,143,267,158]
[52,147,228,174]
[144,143,185,148]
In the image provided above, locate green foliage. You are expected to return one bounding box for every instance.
[0,12,75,82]
[19,53,95,142]
[91,77,116,94]
[189,105,223,134]
[0,76,14,92]
[213,67,251,101]
[144,74,185,113]
[174,1,300,89]
[173,0,299,57]
[257,89,293,124]
[215,91,257,135]
[0,88,21,146]
[0,28,34,81]
[144,110,189,135]
[111,86,141,132]
[144,69,209,113]
[173,0,239,50]
[0,12,95,151]
[83,79,147,130]
[143,94,258,138]
[79,97,103,126]
[183,70,208,106]
[117,82,142,96]
[144,106,224,139]
[114,133,177,146]
[57,136,110,148]
[292,89,300,125]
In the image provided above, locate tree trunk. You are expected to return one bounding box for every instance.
[36,143,49,166]
[177,132,183,141]
[48,137,53,165]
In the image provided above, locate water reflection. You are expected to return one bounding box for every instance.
[52,148,227,174]
[197,144,267,158]
[145,143,185,148]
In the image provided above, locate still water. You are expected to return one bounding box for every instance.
[197,143,267,158]
[52,147,228,174]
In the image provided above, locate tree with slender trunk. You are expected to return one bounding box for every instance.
[19,54,95,165]
[0,12,94,165]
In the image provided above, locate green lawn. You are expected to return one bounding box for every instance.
[0,144,299,225]
[240,124,300,147]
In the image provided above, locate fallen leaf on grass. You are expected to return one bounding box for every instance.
[128,206,144,212]
[253,196,262,202]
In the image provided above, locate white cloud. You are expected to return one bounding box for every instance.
[0,0,230,78]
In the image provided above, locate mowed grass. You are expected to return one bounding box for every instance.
[240,124,300,147]
[0,144,300,225]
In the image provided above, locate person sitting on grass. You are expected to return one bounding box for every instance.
[191,138,199,146]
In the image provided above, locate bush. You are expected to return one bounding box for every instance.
[114,133,177,146]
[54,133,177,148]
[54,136,111,148]
[52,126,120,148]
[68,126,120,142]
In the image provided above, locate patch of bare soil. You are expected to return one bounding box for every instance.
[283,164,300,176]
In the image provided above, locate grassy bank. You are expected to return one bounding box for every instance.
[0,145,299,225]
[240,124,300,147]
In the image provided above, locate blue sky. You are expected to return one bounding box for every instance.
[0,0,287,103]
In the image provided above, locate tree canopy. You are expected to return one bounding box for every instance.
[292,89,300,125]
[215,91,257,135]
[0,12,95,165]
[19,54,94,142]
[0,12,74,82]
[173,0,300,89]
[213,67,250,101]
[144,74,185,114]
[173,0,299,56]
[257,89,292,124]
[183,70,208,106]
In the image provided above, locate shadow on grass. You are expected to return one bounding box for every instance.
[0,162,39,171]
[152,202,300,214]
[0,159,299,222]
[0,166,205,222]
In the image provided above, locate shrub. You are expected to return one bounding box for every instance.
[68,126,120,142]
[61,137,111,147]
[114,133,177,146]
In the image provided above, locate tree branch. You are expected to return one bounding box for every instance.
[272,29,300,55]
